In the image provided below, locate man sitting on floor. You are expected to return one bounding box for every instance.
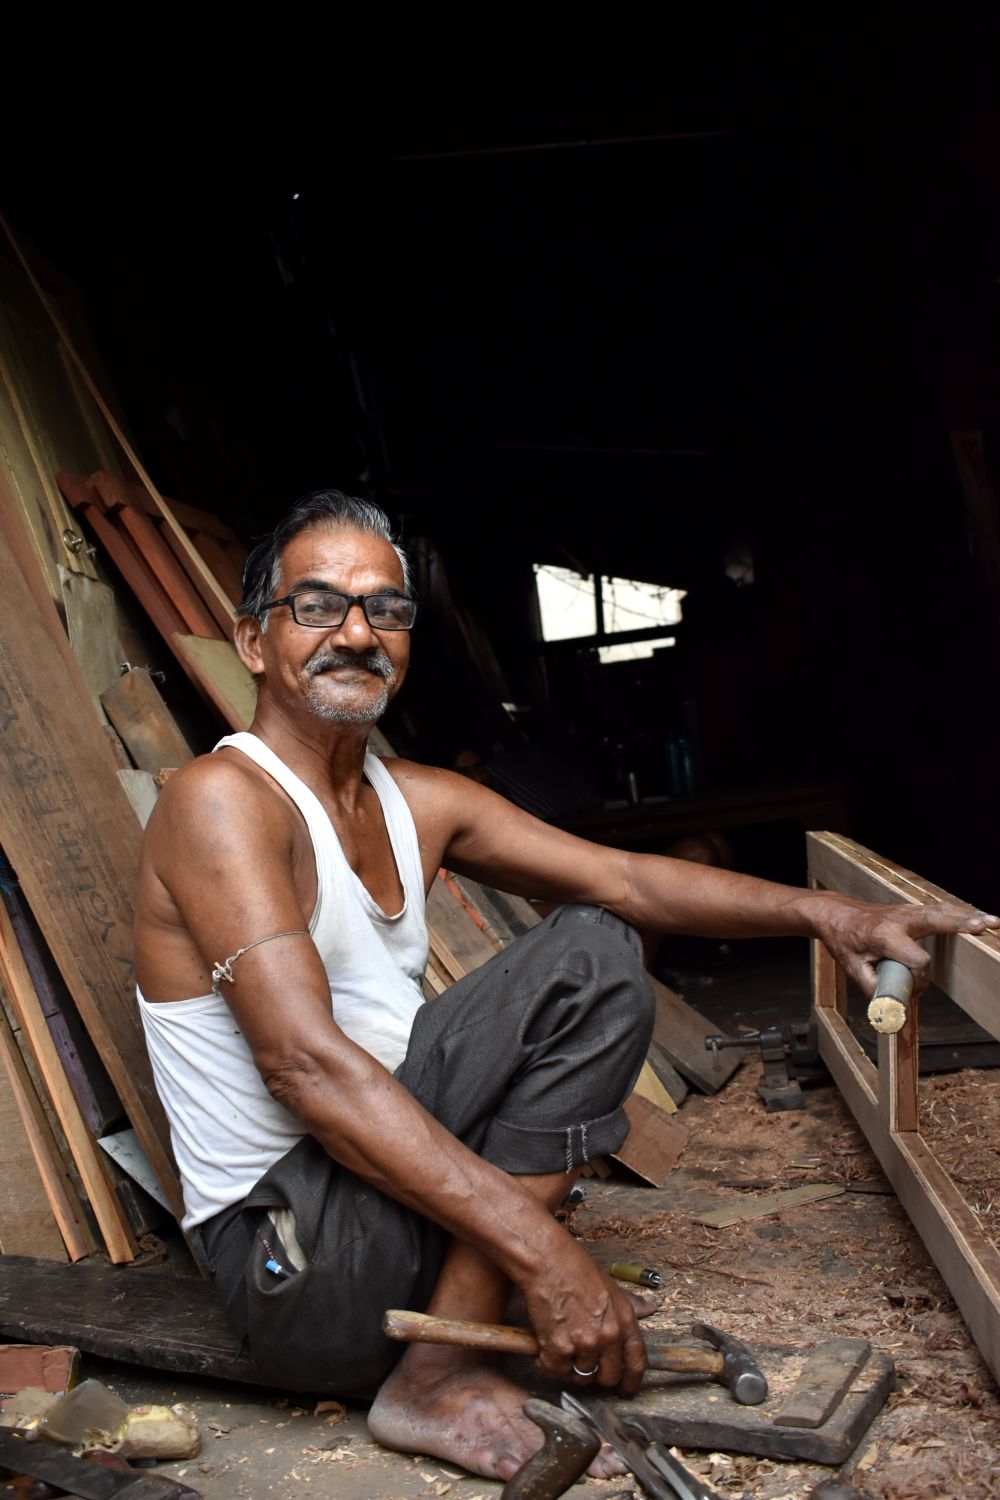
[133,490,997,1483]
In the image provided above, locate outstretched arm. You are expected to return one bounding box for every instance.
[388,761,999,996]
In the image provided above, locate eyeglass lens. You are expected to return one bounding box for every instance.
[292,591,416,629]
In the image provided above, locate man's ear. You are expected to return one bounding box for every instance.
[234,615,266,676]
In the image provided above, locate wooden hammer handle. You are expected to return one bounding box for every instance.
[382,1309,724,1376]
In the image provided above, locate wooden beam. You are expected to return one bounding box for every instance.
[0,535,183,1220]
[100,668,193,775]
[807,832,1000,1040]
[0,217,236,628]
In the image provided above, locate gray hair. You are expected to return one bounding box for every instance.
[237,490,413,626]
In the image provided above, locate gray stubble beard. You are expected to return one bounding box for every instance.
[304,648,394,725]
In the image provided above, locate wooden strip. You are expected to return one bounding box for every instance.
[646,1040,689,1106]
[170,634,256,730]
[0,1002,93,1261]
[878,1008,919,1134]
[193,531,245,606]
[0,901,137,1262]
[158,523,237,636]
[650,975,741,1093]
[0,1008,71,1261]
[810,879,847,1016]
[770,1338,871,1429]
[59,568,126,711]
[694,1183,845,1228]
[816,1004,1000,1385]
[4,882,121,1139]
[0,318,96,584]
[0,476,95,713]
[807,832,1000,1040]
[110,497,224,640]
[609,1093,687,1188]
[100,668,193,775]
[0,535,183,1221]
[0,219,236,627]
[77,501,189,646]
[633,1059,677,1115]
[117,769,160,827]
[426,879,501,977]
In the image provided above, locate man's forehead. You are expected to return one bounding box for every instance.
[277,524,403,587]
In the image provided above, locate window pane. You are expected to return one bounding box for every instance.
[601,576,686,634]
[533,565,597,641]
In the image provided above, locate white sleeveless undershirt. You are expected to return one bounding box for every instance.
[138,732,429,1230]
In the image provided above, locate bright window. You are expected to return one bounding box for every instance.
[534,566,685,663]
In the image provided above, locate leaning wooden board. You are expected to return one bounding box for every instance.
[0,536,183,1221]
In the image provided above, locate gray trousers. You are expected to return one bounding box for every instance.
[198,903,654,1396]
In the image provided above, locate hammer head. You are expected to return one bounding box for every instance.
[692,1321,768,1405]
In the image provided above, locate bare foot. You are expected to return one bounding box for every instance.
[367,1346,625,1481]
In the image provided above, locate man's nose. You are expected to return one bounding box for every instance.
[328,600,378,647]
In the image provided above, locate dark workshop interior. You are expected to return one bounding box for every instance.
[6,8,1000,909]
[3,11,1000,1497]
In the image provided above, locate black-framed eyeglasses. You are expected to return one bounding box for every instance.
[261,590,418,631]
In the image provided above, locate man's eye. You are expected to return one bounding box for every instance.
[299,596,339,619]
[370,596,410,624]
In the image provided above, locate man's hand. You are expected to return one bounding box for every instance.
[810,896,999,997]
[517,1233,647,1394]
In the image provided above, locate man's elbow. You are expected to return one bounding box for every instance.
[258,1044,337,1116]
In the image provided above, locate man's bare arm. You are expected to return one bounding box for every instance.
[388,761,999,995]
[140,760,646,1391]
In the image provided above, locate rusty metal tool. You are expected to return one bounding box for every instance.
[560,1394,726,1499]
[0,1432,202,1498]
[383,1310,767,1404]
[499,1398,600,1500]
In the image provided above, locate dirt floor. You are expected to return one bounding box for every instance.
[34,1051,997,1500]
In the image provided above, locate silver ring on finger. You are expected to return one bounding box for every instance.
[571,1360,600,1378]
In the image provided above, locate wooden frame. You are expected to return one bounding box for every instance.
[808,831,1000,1384]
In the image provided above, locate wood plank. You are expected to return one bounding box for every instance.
[770,1337,872,1429]
[608,1093,687,1188]
[117,769,160,828]
[76,500,190,647]
[0,1255,260,1384]
[0,1014,71,1261]
[645,1040,689,1106]
[650,975,742,1093]
[816,1004,1000,1385]
[192,530,245,605]
[426,879,501,978]
[160,524,239,633]
[0,536,183,1222]
[878,1010,919,1134]
[59,568,125,712]
[0,365,64,598]
[807,832,1000,1040]
[633,1059,677,1115]
[0,902,137,1263]
[4,882,121,1140]
[0,1002,93,1261]
[93,480,224,640]
[100,668,193,775]
[694,1183,845,1228]
[170,634,256,730]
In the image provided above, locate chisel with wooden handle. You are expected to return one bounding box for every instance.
[382,1309,767,1403]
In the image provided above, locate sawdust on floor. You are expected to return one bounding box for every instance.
[567,1055,1000,1500]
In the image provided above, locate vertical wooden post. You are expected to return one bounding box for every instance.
[878,1000,920,1134]
[810,878,847,1015]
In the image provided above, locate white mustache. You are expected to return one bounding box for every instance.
[306,649,394,681]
